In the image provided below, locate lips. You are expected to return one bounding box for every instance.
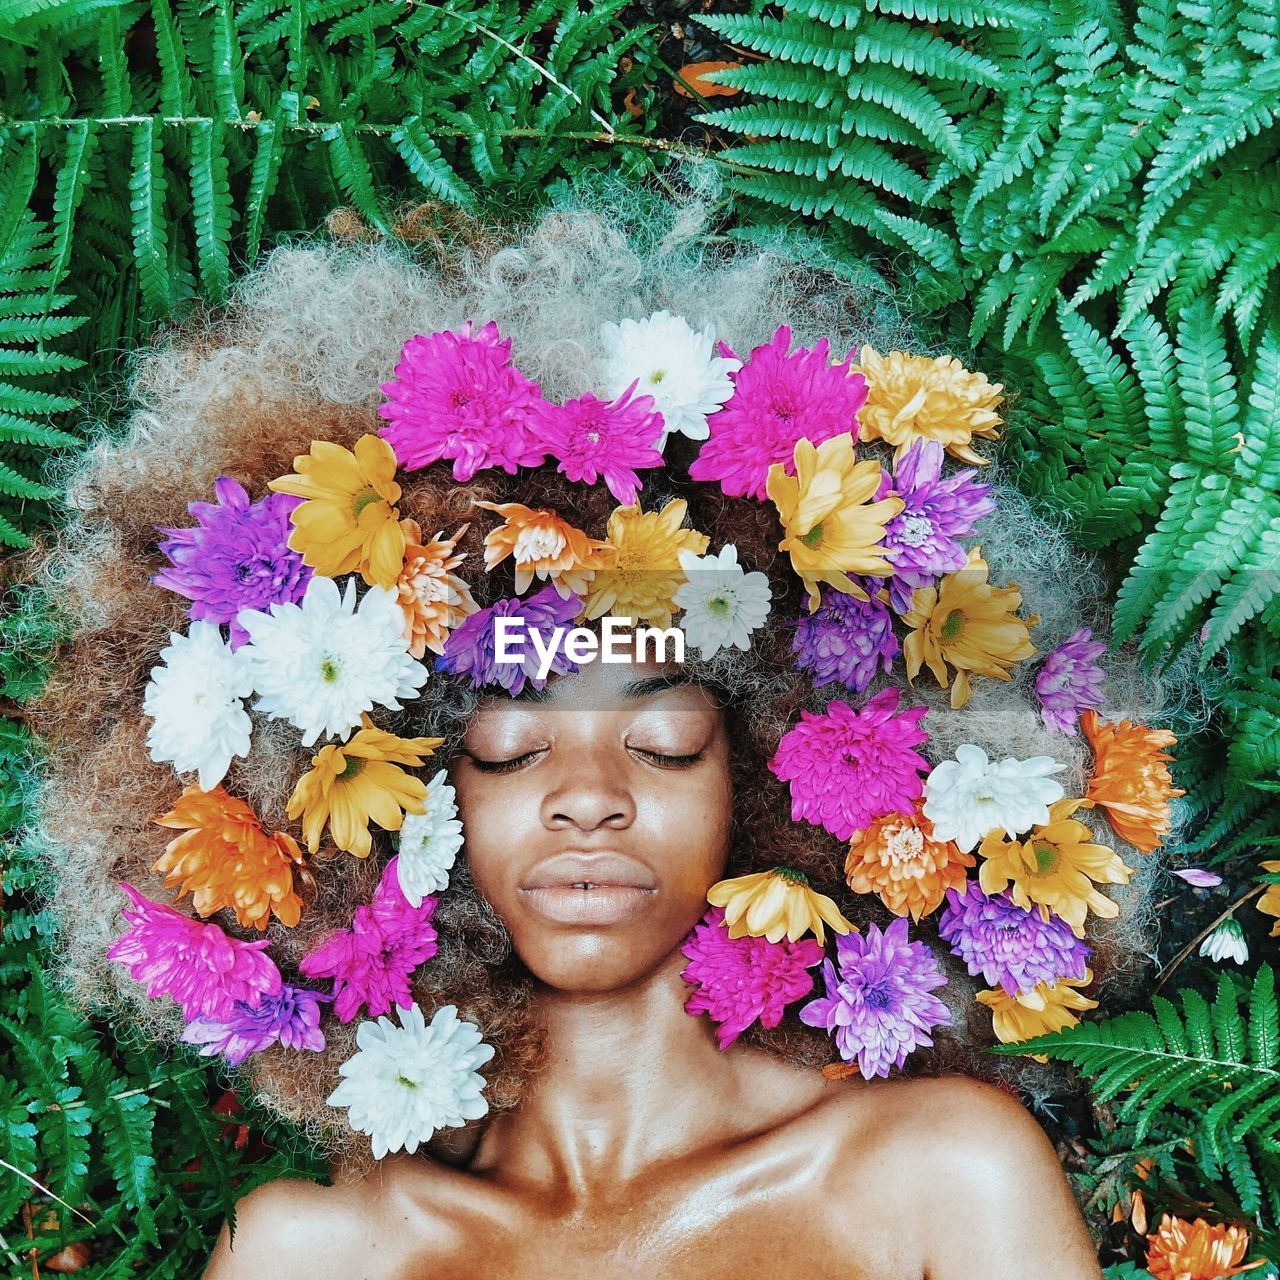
[519,852,657,925]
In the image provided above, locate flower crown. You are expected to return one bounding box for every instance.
[109,311,1185,1159]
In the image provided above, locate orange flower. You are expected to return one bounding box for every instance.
[153,785,306,930]
[1081,709,1185,853]
[1258,860,1280,938]
[475,500,614,598]
[844,811,974,921]
[1146,1215,1263,1280]
[394,518,478,658]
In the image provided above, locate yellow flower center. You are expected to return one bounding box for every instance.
[320,657,341,682]
[801,523,824,549]
[650,369,667,384]
[1030,841,1060,875]
[707,594,732,617]
[338,756,364,782]
[940,608,965,642]
[353,487,383,518]
[884,824,925,864]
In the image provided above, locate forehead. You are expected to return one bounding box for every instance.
[469,658,725,720]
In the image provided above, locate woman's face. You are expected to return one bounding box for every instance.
[450,658,734,992]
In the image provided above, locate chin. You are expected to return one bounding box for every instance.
[512,929,688,994]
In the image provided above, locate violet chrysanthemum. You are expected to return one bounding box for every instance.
[153,477,312,648]
[872,439,996,614]
[791,581,899,693]
[770,688,930,841]
[299,858,439,1023]
[689,325,868,500]
[180,984,329,1065]
[1035,627,1107,735]
[680,906,825,1050]
[798,918,950,1079]
[437,584,581,696]
[938,882,1090,997]
[107,884,281,1021]
[531,381,665,505]
[378,322,547,480]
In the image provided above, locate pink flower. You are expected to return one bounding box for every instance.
[681,906,825,1050]
[770,688,931,842]
[378,322,547,480]
[530,381,665,504]
[299,857,439,1022]
[106,883,281,1021]
[689,325,868,500]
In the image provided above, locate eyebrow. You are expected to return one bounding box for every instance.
[509,671,696,706]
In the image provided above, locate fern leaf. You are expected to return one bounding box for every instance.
[391,117,474,208]
[189,119,234,303]
[128,118,172,317]
[1175,299,1240,471]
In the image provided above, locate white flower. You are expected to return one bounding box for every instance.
[922,745,1066,852]
[395,769,465,907]
[238,576,428,746]
[328,1003,494,1160]
[1199,918,1249,966]
[674,544,772,658]
[599,309,740,447]
[143,621,253,790]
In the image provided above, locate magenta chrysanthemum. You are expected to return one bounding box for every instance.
[1035,627,1108,735]
[769,688,931,841]
[872,439,996,614]
[799,918,950,1079]
[106,883,281,1021]
[791,580,899,693]
[378,321,547,480]
[530,381,665,505]
[153,477,312,648]
[437,584,581,696]
[680,906,825,1050]
[180,984,329,1065]
[688,324,868,500]
[938,882,1090,997]
[298,857,439,1023]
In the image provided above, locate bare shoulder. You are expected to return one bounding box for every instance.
[819,1075,1102,1280]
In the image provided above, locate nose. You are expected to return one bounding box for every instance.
[539,745,637,834]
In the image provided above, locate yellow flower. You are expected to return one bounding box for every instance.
[268,434,406,588]
[476,500,615,598]
[857,346,1003,466]
[1146,1215,1264,1280]
[1081,708,1186,853]
[706,867,855,945]
[580,498,708,628]
[153,785,306,931]
[844,810,975,921]
[766,432,902,612]
[395,518,478,659]
[1258,860,1280,939]
[976,971,1098,1059]
[978,797,1133,937]
[901,544,1037,709]
[286,715,444,858]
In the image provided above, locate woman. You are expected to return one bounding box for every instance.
[204,651,1101,1280]
[26,180,1178,1279]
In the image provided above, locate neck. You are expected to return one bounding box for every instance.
[470,948,746,1201]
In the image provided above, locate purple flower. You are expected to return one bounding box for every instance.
[299,855,440,1024]
[938,882,1090,997]
[530,381,665,505]
[107,884,281,1021]
[299,858,439,1023]
[681,906,825,1051]
[180,984,329,1065]
[1034,627,1107,735]
[799,918,950,1079]
[791,581,899,693]
[1174,868,1223,888]
[873,439,996,614]
[153,477,312,648]
[437,584,581,697]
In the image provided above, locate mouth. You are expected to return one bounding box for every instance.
[518,852,658,926]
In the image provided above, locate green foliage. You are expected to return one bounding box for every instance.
[0,0,664,542]
[995,968,1280,1218]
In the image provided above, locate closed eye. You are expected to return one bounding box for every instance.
[465,749,545,774]
[632,748,706,768]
